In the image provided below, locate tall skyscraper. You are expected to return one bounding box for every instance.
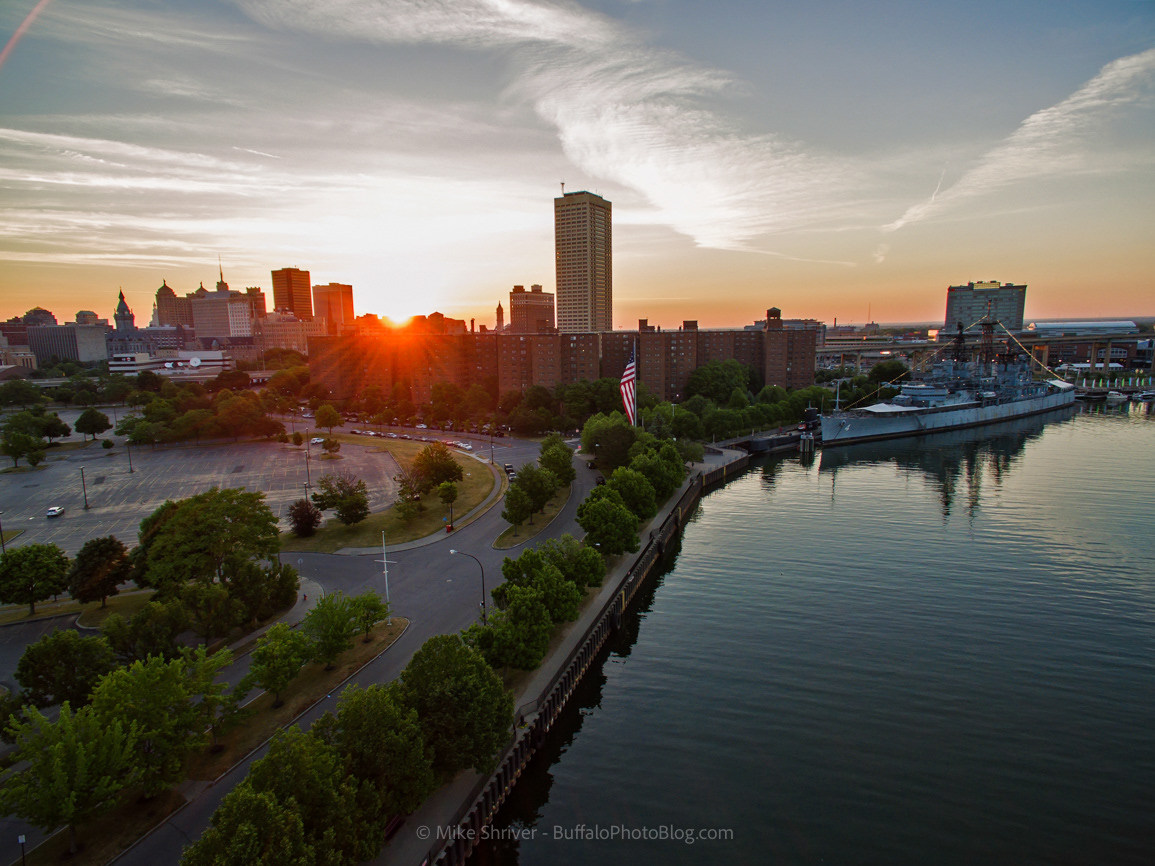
[271,267,313,320]
[312,283,354,334]
[554,190,612,333]
[509,284,555,333]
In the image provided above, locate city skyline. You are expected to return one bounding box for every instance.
[1,1,1153,328]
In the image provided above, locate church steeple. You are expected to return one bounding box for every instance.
[496,302,504,332]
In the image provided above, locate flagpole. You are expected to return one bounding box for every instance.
[633,338,639,427]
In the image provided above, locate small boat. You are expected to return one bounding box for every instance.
[1105,391,1127,403]
[1134,391,1155,402]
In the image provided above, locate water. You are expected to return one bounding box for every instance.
[472,404,1155,865]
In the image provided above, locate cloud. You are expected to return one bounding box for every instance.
[884,47,1155,232]
[872,243,889,264]
[228,0,863,252]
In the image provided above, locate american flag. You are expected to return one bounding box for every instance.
[620,346,637,426]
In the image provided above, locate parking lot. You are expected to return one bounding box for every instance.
[0,434,400,555]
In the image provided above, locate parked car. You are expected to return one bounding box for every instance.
[504,463,515,473]
[595,476,606,486]
[310,437,325,445]
[46,506,65,518]
[415,424,428,429]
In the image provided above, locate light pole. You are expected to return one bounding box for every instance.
[376,531,396,625]
[80,466,89,509]
[0,511,6,554]
[125,439,134,473]
[449,549,486,624]
[304,448,311,488]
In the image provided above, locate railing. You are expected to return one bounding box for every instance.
[428,460,747,865]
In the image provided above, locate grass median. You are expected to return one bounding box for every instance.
[21,617,409,866]
[493,483,572,550]
[0,588,155,627]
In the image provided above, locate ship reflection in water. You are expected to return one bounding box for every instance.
[818,404,1078,518]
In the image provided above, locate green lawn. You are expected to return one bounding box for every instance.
[0,588,155,627]
[282,436,497,552]
[493,483,572,550]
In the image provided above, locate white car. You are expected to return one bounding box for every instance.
[415,423,428,429]
[46,506,65,518]
[310,437,325,445]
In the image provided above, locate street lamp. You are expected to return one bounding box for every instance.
[449,549,486,624]
[0,511,6,554]
[80,466,89,509]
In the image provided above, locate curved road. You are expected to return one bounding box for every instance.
[110,442,598,865]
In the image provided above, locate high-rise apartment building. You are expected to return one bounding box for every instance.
[271,268,313,320]
[944,280,1027,333]
[554,191,612,333]
[509,284,555,333]
[312,283,354,335]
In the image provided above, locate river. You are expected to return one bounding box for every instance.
[472,403,1155,865]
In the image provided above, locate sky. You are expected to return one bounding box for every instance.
[0,0,1153,330]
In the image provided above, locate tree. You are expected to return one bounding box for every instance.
[38,412,72,441]
[501,484,533,529]
[0,704,139,855]
[608,466,657,521]
[0,430,45,468]
[539,435,576,486]
[319,683,436,821]
[580,411,638,471]
[291,430,305,446]
[68,535,130,607]
[321,436,341,455]
[0,543,70,616]
[311,472,370,525]
[289,497,323,536]
[0,378,42,408]
[513,463,559,514]
[685,358,751,403]
[438,480,458,525]
[538,533,606,590]
[74,407,112,441]
[243,727,369,863]
[629,448,683,501]
[869,358,910,385]
[349,591,390,642]
[245,623,312,707]
[467,584,553,670]
[314,403,341,434]
[399,634,513,779]
[90,654,205,797]
[393,498,419,524]
[495,549,580,622]
[228,560,299,627]
[15,630,117,709]
[102,599,190,663]
[576,487,640,555]
[180,783,314,866]
[302,592,356,670]
[184,645,247,747]
[413,441,464,486]
[181,581,242,646]
[143,487,280,594]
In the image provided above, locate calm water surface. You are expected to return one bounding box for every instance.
[473,405,1155,865]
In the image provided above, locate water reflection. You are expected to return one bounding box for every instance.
[818,406,1076,517]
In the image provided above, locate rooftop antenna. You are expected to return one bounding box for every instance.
[560,181,565,195]
[218,254,223,283]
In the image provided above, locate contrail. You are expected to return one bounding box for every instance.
[0,0,54,73]
[929,164,948,203]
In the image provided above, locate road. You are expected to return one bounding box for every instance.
[107,441,597,865]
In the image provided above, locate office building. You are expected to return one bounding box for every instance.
[155,281,195,327]
[27,323,108,364]
[272,268,313,320]
[312,283,354,335]
[555,191,612,332]
[509,284,555,333]
[944,280,1027,333]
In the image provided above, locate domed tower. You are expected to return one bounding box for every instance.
[114,291,135,331]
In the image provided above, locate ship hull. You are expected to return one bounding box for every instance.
[821,390,1076,447]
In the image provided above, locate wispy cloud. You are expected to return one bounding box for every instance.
[884,48,1155,232]
[229,0,864,252]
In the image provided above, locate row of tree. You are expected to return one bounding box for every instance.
[393,441,465,525]
[500,434,576,530]
[464,535,606,671]
[182,633,513,865]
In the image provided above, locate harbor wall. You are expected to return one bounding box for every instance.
[426,453,749,866]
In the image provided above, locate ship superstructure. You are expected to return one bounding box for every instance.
[821,322,1076,447]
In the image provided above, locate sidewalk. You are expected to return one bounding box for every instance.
[378,447,750,866]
